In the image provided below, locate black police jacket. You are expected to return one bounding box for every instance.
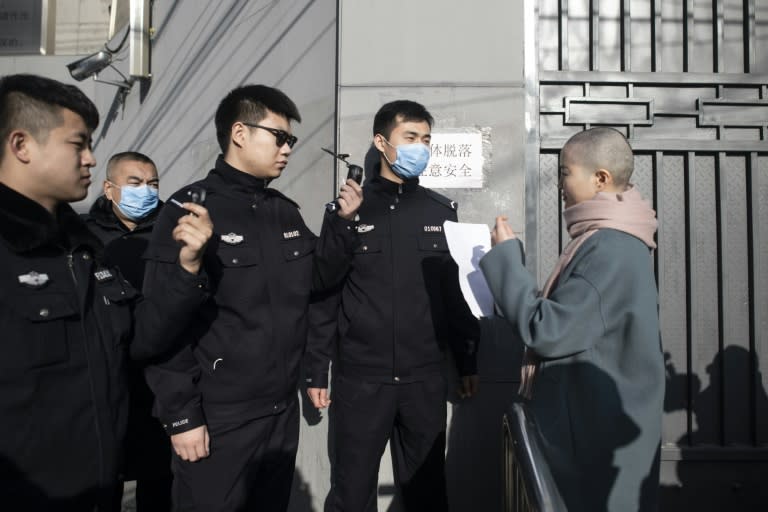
[304,174,479,388]
[83,196,171,480]
[83,194,162,290]
[144,157,351,436]
[0,183,208,509]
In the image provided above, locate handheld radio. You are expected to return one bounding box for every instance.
[323,148,363,213]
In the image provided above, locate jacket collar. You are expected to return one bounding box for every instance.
[212,155,269,195]
[370,170,421,195]
[87,194,161,232]
[0,182,102,254]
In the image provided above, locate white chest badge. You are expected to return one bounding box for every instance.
[18,271,50,288]
[221,233,244,245]
[356,224,375,234]
[94,269,115,282]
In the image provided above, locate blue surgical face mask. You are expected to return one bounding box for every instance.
[110,182,159,221]
[382,138,431,179]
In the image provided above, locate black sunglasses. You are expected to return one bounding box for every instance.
[242,123,298,148]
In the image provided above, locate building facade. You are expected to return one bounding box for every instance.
[1,1,767,510]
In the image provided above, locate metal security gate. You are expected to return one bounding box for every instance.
[523,0,768,509]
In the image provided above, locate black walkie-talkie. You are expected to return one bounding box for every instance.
[323,147,363,213]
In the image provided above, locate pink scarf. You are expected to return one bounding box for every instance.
[518,186,658,399]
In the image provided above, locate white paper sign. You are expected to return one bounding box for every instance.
[443,221,494,318]
[420,132,484,189]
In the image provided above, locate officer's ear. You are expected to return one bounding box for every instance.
[103,180,115,201]
[8,129,33,164]
[231,122,248,149]
[372,134,387,154]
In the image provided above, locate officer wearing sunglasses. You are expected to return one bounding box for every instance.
[240,122,298,149]
[142,85,362,511]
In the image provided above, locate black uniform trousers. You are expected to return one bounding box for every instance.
[330,373,449,512]
[171,398,299,512]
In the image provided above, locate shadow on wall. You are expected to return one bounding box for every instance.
[444,316,524,512]
[289,468,316,512]
[661,346,768,511]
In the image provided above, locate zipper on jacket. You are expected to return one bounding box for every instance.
[67,250,107,488]
[67,253,78,285]
[389,195,397,381]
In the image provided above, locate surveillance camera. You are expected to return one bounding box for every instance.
[66,50,114,81]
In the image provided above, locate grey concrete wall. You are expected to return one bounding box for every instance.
[335,1,527,510]
[0,55,97,98]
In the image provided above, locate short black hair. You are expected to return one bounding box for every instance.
[106,151,157,181]
[214,84,301,153]
[372,100,433,139]
[0,74,99,161]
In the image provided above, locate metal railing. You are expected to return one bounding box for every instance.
[503,402,566,512]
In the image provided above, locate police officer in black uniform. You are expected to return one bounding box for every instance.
[305,100,480,511]
[84,152,173,511]
[85,151,162,289]
[143,85,362,512]
[0,74,211,511]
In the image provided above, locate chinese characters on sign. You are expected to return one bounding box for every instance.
[0,0,42,55]
[420,131,484,189]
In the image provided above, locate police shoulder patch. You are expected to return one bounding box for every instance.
[424,189,458,211]
[266,189,300,209]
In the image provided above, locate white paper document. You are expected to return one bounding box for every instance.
[443,221,494,318]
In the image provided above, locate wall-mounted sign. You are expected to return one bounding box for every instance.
[0,0,52,55]
[420,131,484,189]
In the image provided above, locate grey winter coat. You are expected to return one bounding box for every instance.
[480,229,664,511]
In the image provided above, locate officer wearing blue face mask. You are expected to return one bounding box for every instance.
[380,135,431,180]
[305,100,480,511]
[85,151,162,288]
[109,180,159,221]
[83,151,173,512]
